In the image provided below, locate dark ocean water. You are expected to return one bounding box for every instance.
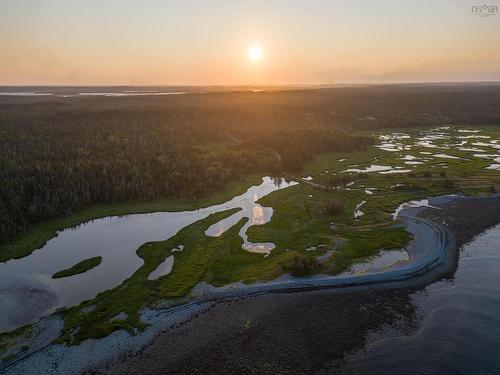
[338,224,500,374]
[94,224,500,375]
[8,221,497,374]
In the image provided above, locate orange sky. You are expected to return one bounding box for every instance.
[1,0,500,85]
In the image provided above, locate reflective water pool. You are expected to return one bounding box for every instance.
[0,177,296,332]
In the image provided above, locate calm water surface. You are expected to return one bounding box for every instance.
[0,177,296,332]
[339,224,500,374]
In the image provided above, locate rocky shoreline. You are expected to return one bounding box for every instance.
[420,194,500,247]
[91,194,500,375]
[3,194,500,375]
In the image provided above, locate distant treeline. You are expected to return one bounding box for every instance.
[1,84,499,244]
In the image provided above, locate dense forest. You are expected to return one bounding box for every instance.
[0,92,369,244]
[1,84,500,244]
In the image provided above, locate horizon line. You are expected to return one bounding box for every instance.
[2,80,500,88]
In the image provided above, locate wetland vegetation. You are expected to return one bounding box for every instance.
[3,85,500,247]
[59,123,500,343]
[52,257,102,279]
[1,86,500,359]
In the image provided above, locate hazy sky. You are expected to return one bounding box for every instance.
[1,0,500,85]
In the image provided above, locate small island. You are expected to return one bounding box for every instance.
[52,256,102,279]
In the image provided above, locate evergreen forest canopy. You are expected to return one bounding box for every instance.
[1,84,500,244]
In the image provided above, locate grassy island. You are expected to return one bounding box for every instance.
[52,256,103,279]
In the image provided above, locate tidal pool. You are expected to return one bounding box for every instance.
[148,255,174,280]
[392,199,440,220]
[376,144,403,152]
[0,177,296,332]
[472,141,500,150]
[340,249,409,276]
[458,147,485,152]
[458,129,481,133]
[354,201,367,218]
[432,153,465,160]
[204,184,293,254]
[378,169,412,174]
[400,155,419,161]
[343,165,393,173]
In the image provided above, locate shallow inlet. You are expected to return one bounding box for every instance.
[0,177,296,332]
[392,199,440,220]
[205,191,282,254]
[4,195,494,374]
[432,153,465,160]
[340,249,409,276]
[379,169,412,174]
[2,127,498,333]
[354,201,367,218]
[148,255,174,280]
[375,127,500,171]
[343,164,393,173]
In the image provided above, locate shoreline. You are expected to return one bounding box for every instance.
[0,174,264,263]
[2,194,500,374]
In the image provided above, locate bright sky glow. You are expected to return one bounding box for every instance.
[0,0,499,85]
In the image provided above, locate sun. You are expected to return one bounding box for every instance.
[248,45,263,62]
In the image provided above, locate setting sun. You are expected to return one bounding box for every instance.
[248,45,263,62]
